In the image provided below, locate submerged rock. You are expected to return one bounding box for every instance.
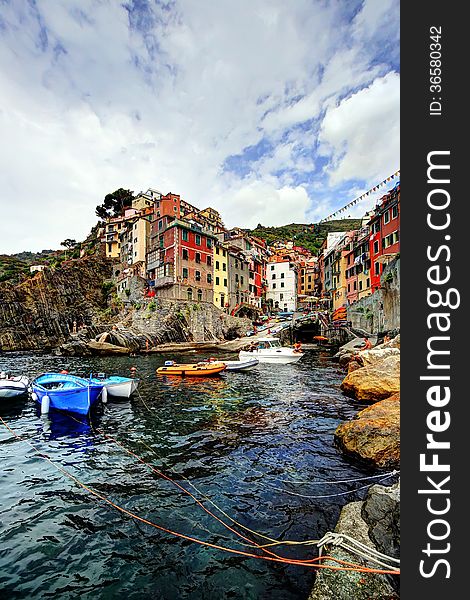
[335,394,400,468]
[341,355,400,402]
[309,500,399,600]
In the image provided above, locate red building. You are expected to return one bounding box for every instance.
[369,183,400,292]
[147,214,216,302]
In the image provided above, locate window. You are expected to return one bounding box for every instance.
[207,273,212,284]
[182,267,189,279]
[220,294,225,307]
[375,262,380,275]
[223,250,226,257]
[134,237,138,243]
[158,220,163,230]
[373,221,380,233]
[216,261,220,270]
[235,274,239,282]
[392,205,398,218]
[353,281,357,291]
[187,288,193,300]
[280,293,284,300]
[216,276,220,285]
[224,278,227,287]
[280,272,284,279]
[240,263,244,270]
[240,276,244,285]
[207,238,212,248]
[280,282,284,288]
[216,247,220,255]
[195,234,201,245]
[182,229,188,241]
[366,278,370,287]
[182,249,189,260]
[347,283,350,292]
[222,263,226,271]
[272,274,276,279]
[359,280,363,291]
[197,289,203,301]
[195,270,201,282]
[384,210,390,224]
[207,255,212,266]
[374,240,379,254]
[195,252,201,263]
[271,265,275,271]
[272,283,276,289]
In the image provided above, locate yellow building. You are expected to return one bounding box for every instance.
[332,251,348,311]
[213,241,229,309]
[104,216,125,258]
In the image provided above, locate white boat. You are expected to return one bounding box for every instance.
[0,373,29,398]
[90,375,139,399]
[239,338,304,364]
[223,358,259,371]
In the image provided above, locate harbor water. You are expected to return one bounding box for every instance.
[0,350,393,599]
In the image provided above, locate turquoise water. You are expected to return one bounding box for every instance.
[0,350,393,599]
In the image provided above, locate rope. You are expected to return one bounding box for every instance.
[279,470,399,486]
[264,479,397,500]
[317,532,400,571]
[0,417,399,575]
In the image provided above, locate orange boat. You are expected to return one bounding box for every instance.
[156,361,227,377]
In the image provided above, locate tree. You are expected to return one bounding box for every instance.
[61,239,77,250]
[95,188,135,220]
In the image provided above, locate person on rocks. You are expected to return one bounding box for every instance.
[360,336,372,351]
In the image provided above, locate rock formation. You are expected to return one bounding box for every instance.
[340,355,400,402]
[335,394,400,468]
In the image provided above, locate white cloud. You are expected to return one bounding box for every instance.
[221,182,310,229]
[319,71,400,186]
[0,0,399,253]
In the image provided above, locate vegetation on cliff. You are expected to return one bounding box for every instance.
[247,219,362,253]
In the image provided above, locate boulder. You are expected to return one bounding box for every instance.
[309,500,399,600]
[358,347,400,367]
[341,355,400,402]
[348,359,363,374]
[335,394,400,468]
[86,340,130,354]
[362,482,400,560]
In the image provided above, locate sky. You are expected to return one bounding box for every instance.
[0,0,399,254]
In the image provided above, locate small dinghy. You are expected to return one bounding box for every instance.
[0,372,29,398]
[223,358,259,371]
[157,361,227,377]
[90,374,139,399]
[32,373,105,415]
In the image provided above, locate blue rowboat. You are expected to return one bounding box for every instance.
[89,375,139,399]
[32,373,105,415]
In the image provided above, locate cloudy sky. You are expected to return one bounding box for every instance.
[0,0,399,254]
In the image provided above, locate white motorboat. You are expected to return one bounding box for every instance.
[0,373,29,398]
[223,358,259,371]
[239,338,304,364]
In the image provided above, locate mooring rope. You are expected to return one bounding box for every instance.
[0,416,400,575]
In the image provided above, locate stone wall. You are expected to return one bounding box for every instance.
[347,258,400,334]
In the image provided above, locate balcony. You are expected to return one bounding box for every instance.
[154,275,174,289]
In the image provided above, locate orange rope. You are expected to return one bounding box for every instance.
[1,417,399,575]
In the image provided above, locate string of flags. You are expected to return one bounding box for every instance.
[319,170,400,223]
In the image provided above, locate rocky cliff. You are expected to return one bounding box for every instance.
[0,255,251,353]
[0,255,113,351]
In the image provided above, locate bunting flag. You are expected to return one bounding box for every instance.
[318,169,400,223]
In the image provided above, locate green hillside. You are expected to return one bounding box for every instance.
[248,219,362,254]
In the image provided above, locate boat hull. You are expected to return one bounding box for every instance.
[0,376,29,398]
[157,362,226,376]
[224,359,259,371]
[32,373,104,415]
[239,350,303,364]
[90,377,139,398]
